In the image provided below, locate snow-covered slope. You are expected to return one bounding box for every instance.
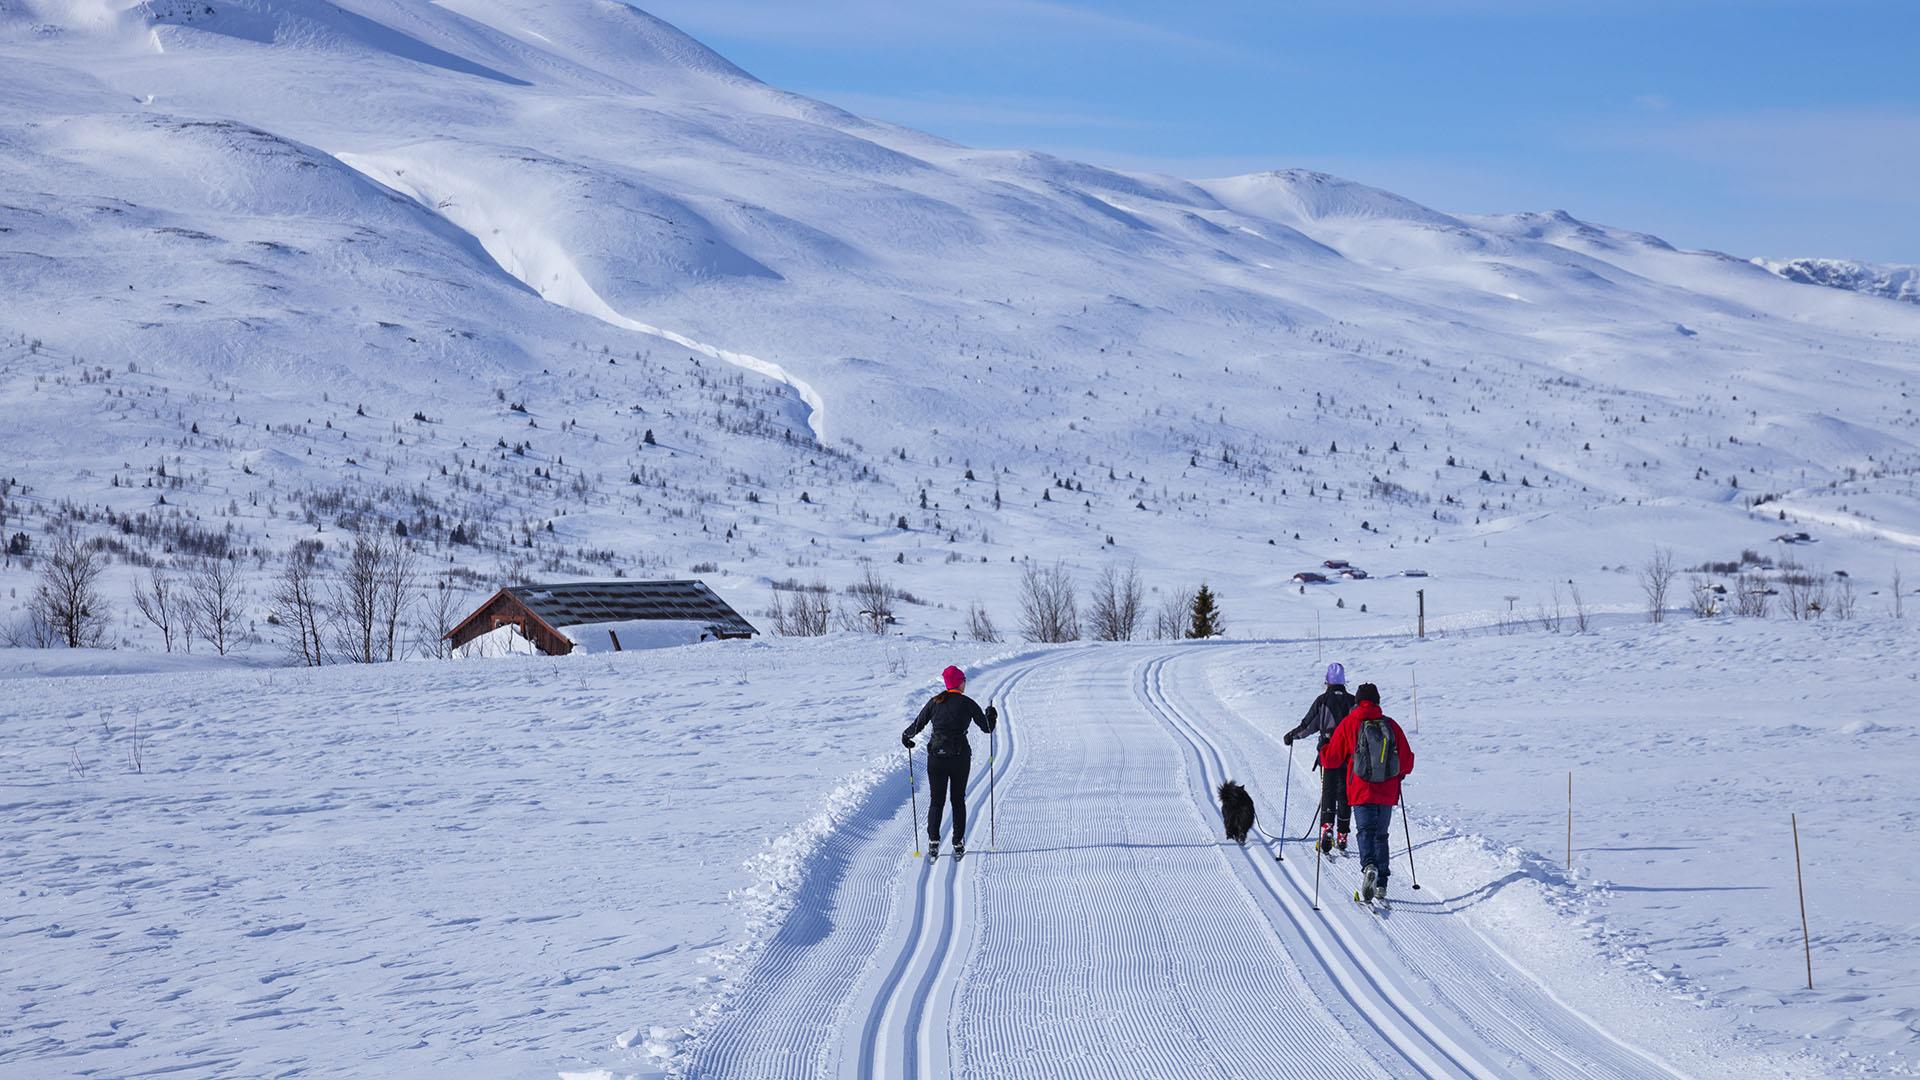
[2,0,1918,651]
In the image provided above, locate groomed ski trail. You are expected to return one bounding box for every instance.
[1138,649,1690,1079]
[679,645,1695,1078]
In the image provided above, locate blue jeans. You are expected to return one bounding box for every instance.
[1353,803,1394,885]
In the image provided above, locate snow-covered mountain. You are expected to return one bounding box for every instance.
[1756,256,1920,305]
[2,0,1918,644]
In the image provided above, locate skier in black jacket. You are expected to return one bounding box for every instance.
[902,665,998,858]
[1283,662,1356,854]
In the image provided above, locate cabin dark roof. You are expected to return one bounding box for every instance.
[505,580,757,638]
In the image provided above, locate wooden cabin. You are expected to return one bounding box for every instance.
[445,580,757,656]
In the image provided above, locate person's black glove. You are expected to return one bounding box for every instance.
[985,705,999,728]
[902,734,915,748]
[1283,732,1295,746]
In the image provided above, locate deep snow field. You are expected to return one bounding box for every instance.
[4,620,1917,1078]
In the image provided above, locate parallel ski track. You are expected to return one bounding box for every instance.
[681,650,1064,1079]
[1140,648,1692,1080]
[1137,652,1487,1079]
[687,643,1694,1079]
[854,654,1054,1079]
[950,647,1393,1079]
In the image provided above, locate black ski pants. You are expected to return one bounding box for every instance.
[1318,760,1351,833]
[925,750,970,844]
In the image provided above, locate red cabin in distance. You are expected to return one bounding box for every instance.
[445,579,757,656]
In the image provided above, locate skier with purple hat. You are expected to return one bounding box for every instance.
[1283,662,1357,854]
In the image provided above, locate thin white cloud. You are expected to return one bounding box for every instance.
[639,0,1252,59]
[802,89,1153,133]
[1581,106,1920,203]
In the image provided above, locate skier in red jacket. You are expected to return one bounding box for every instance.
[1319,683,1415,902]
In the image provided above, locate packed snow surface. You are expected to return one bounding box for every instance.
[6,624,1917,1077]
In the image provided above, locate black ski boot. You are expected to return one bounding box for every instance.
[927,839,941,860]
[953,841,965,861]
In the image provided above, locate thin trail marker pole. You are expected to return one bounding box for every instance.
[908,748,920,858]
[1400,797,1421,890]
[988,702,999,851]
[1278,739,1295,863]
[1567,772,1574,871]
[1793,813,1812,989]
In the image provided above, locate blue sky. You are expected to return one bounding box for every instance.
[643,1,1920,263]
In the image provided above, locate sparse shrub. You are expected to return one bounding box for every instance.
[966,602,1001,643]
[1017,561,1080,643]
[1638,547,1677,624]
[1087,563,1144,642]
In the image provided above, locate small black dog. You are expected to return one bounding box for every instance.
[1217,780,1255,845]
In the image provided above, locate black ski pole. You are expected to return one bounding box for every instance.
[1277,739,1295,862]
[988,704,999,851]
[908,746,921,858]
[1400,795,1420,890]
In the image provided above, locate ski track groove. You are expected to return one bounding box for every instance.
[1144,646,1694,1080]
[684,653,1057,1079]
[683,644,1698,1078]
[952,650,1387,1079]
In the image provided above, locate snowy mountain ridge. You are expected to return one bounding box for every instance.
[1,0,1918,645]
[1755,255,1920,305]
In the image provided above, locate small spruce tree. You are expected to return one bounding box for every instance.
[1187,584,1223,639]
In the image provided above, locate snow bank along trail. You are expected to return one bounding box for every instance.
[679,642,1814,1078]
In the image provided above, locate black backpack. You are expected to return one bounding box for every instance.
[1313,689,1354,743]
[1352,713,1402,784]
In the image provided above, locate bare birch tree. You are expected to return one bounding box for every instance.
[414,577,465,659]
[1153,587,1195,641]
[31,529,110,648]
[1087,562,1144,642]
[132,567,184,652]
[1638,547,1678,623]
[268,550,330,666]
[187,555,247,656]
[377,537,419,662]
[333,532,383,662]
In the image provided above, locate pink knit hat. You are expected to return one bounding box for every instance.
[942,665,966,691]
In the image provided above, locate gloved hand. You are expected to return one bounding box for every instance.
[985,705,999,725]
[1283,733,1295,746]
[902,734,915,748]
